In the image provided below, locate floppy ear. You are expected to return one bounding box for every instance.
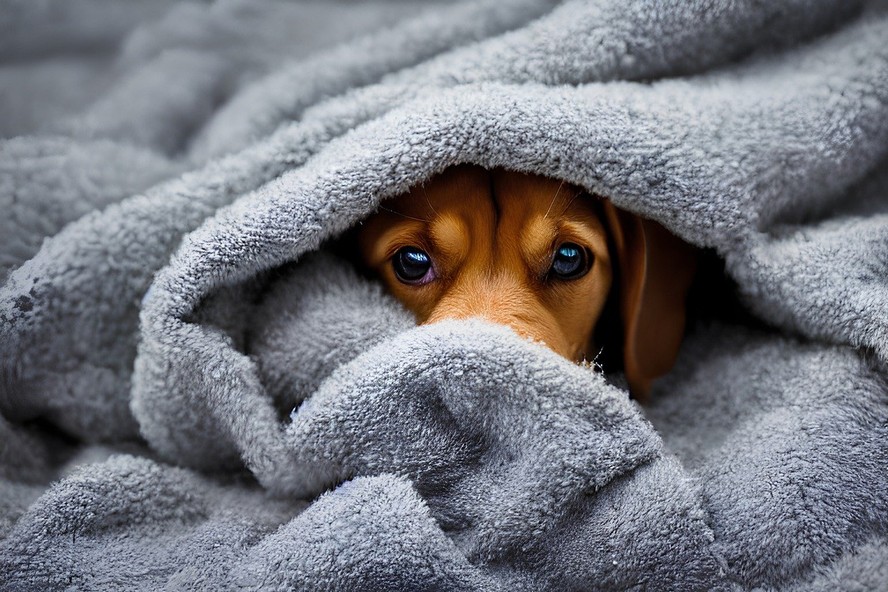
[601,202,697,400]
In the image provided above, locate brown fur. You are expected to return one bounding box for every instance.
[357,164,697,398]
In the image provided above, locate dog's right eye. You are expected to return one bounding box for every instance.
[392,246,434,284]
[549,242,590,280]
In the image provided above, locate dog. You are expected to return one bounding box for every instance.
[355,164,697,398]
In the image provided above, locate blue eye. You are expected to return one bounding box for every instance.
[550,243,590,280]
[393,246,433,284]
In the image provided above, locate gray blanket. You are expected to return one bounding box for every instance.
[2,0,888,590]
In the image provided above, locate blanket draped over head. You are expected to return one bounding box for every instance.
[2,0,887,590]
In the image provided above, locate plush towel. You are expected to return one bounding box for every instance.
[1,0,887,590]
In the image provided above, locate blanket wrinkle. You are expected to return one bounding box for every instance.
[193,0,558,161]
[53,0,440,157]
[2,1,888,590]
[206,0,865,161]
[0,136,181,282]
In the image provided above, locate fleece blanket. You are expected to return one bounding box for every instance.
[2,0,888,590]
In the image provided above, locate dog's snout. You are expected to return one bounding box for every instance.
[423,283,568,357]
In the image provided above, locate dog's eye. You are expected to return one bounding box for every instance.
[392,246,434,284]
[550,243,590,280]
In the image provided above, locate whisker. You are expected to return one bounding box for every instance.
[559,189,583,216]
[422,186,439,217]
[544,180,566,220]
[377,204,429,223]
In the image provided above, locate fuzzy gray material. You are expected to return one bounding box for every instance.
[2,0,887,590]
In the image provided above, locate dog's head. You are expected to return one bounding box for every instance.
[357,165,696,397]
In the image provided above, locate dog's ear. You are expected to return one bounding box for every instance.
[601,202,697,400]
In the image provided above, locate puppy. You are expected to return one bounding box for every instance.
[356,165,697,398]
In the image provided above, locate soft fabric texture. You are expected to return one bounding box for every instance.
[2,0,887,590]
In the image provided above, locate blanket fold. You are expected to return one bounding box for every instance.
[2,0,887,590]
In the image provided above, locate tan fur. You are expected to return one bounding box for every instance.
[357,164,696,397]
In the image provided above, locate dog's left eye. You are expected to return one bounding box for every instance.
[392,246,434,284]
[550,243,590,280]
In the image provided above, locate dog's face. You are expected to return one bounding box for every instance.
[357,165,697,397]
[358,165,612,362]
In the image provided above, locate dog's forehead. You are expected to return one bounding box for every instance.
[491,169,575,209]
[391,166,588,217]
[414,165,491,214]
